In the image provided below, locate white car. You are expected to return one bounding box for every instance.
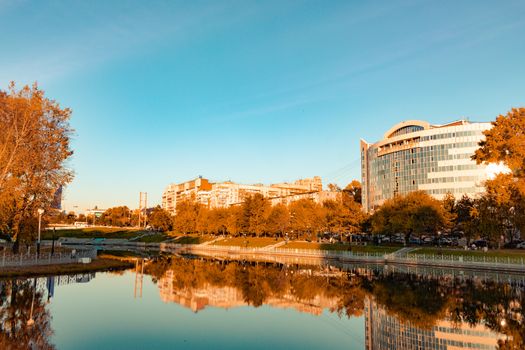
[516,242,525,249]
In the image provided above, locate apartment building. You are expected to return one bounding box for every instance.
[162,176,337,215]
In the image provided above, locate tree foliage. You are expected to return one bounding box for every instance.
[99,206,131,227]
[0,83,73,245]
[169,181,367,239]
[371,191,448,238]
[473,107,525,178]
[148,206,173,232]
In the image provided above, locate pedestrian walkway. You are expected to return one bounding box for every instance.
[263,241,287,250]
[199,237,225,246]
[389,247,416,258]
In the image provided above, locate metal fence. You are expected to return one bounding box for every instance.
[166,243,525,269]
[0,249,97,268]
[60,239,525,270]
[161,243,386,260]
[396,252,525,269]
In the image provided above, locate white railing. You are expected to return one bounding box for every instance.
[0,249,97,268]
[398,252,525,267]
[169,244,525,268]
[61,239,525,270]
[160,243,386,260]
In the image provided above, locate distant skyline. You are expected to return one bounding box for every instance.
[1,0,524,212]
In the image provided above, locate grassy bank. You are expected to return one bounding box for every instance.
[0,258,134,278]
[42,227,147,240]
[135,233,169,243]
[172,234,215,245]
[213,237,282,248]
[410,247,525,261]
[282,241,399,253]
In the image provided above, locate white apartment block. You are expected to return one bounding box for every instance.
[162,176,338,215]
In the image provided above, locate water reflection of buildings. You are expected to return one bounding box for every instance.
[158,270,338,315]
[364,297,504,350]
[0,273,95,301]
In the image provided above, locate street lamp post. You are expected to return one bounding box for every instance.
[37,208,44,258]
[27,278,37,327]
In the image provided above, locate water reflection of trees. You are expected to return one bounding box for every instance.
[0,279,54,350]
[146,256,364,315]
[146,256,524,348]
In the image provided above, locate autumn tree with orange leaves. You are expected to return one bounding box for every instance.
[473,107,525,239]
[0,83,74,249]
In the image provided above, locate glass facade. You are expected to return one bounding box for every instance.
[361,120,492,212]
[364,298,503,350]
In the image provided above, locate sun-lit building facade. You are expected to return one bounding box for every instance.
[162,176,337,215]
[360,120,493,212]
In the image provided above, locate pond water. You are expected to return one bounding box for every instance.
[1,255,524,349]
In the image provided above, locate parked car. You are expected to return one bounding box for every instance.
[471,239,488,249]
[393,236,405,244]
[516,242,525,249]
[436,237,452,246]
[421,236,433,245]
[409,236,421,245]
[380,235,391,243]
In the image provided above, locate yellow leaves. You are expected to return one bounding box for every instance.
[0,82,73,239]
[474,107,525,178]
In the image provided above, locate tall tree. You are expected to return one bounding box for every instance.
[173,197,201,234]
[148,206,173,232]
[473,108,525,240]
[100,206,131,227]
[343,180,362,205]
[371,191,447,239]
[473,107,525,178]
[240,194,271,236]
[266,204,290,237]
[289,199,325,240]
[441,192,456,231]
[455,195,476,243]
[0,83,73,248]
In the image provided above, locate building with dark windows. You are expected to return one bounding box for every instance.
[364,297,504,349]
[360,120,495,212]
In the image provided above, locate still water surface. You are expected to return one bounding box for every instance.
[1,255,523,349]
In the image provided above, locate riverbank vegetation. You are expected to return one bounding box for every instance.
[41,227,146,240]
[0,258,133,278]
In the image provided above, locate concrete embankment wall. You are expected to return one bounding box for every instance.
[57,239,525,273]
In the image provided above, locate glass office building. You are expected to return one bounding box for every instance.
[360,120,492,212]
[364,298,504,350]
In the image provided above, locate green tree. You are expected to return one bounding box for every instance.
[455,195,476,243]
[148,206,173,232]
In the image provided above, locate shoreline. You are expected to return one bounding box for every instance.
[0,258,134,278]
[58,240,525,273]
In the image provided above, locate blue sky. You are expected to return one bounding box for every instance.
[1,0,524,212]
